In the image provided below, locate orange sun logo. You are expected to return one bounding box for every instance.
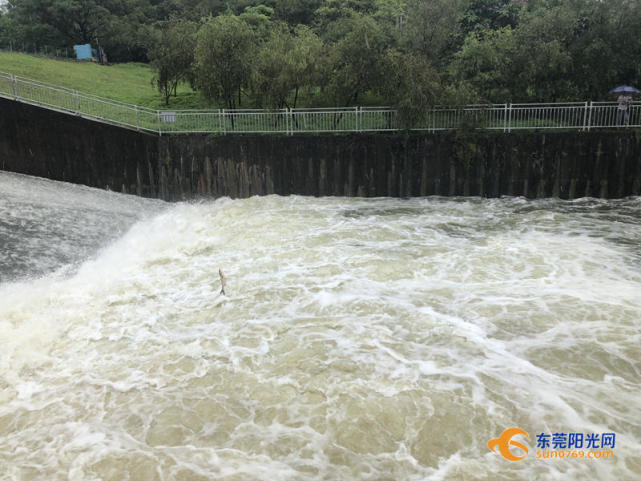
[488,427,530,461]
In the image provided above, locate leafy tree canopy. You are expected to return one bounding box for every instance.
[1,0,640,107]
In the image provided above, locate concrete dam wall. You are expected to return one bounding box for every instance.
[1,97,641,201]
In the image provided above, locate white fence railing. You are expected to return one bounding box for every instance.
[1,72,640,134]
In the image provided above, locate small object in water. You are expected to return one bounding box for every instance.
[219,268,227,296]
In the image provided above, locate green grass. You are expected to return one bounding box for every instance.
[0,52,203,109]
[0,52,390,111]
[0,52,392,112]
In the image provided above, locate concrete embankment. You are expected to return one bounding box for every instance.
[1,97,640,200]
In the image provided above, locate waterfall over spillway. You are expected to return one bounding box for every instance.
[1,171,640,480]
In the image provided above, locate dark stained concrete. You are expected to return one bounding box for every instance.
[1,97,640,201]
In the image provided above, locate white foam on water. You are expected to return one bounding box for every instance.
[1,177,641,480]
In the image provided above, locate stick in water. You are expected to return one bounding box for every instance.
[219,268,226,296]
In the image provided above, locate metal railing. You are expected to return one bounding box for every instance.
[0,41,76,59]
[1,72,640,134]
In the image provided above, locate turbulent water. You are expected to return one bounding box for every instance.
[1,171,640,481]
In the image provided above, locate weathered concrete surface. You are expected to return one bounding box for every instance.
[0,98,158,197]
[1,97,641,201]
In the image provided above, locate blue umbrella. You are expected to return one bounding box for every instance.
[609,85,640,95]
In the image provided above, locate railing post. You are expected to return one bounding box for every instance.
[221,109,226,134]
[582,101,588,131]
[286,108,290,135]
[290,108,295,135]
[135,105,139,131]
[157,110,161,135]
[356,106,360,132]
[507,103,512,133]
[11,74,17,99]
[503,103,508,132]
[587,101,593,132]
[73,90,80,114]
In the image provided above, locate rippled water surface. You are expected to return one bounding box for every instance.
[1,171,640,480]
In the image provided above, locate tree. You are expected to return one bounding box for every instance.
[403,0,462,67]
[509,5,576,101]
[559,0,641,100]
[0,9,12,47]
[458,0,526,35]
[194,14,256,109]
[325,14,390,105]
[148,19,196,105]
[313,0,378,42]
[0,0,156,61]
[47,0,107,44]
[252,23,323,108]
[288,25,325,107]
[378,50,441,127]
[274,0,322,26]
[239,4,276,41]
[373,0,408,39]
[447,27,517,102]
[98,0,158,62]
[1,0,68,46]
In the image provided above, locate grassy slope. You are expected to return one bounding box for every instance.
[0,52,386,110]
[0,52,202,109]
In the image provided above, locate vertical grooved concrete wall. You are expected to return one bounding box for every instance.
[1,98,641,201]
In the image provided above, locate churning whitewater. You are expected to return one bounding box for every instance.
[1,171,640,481]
